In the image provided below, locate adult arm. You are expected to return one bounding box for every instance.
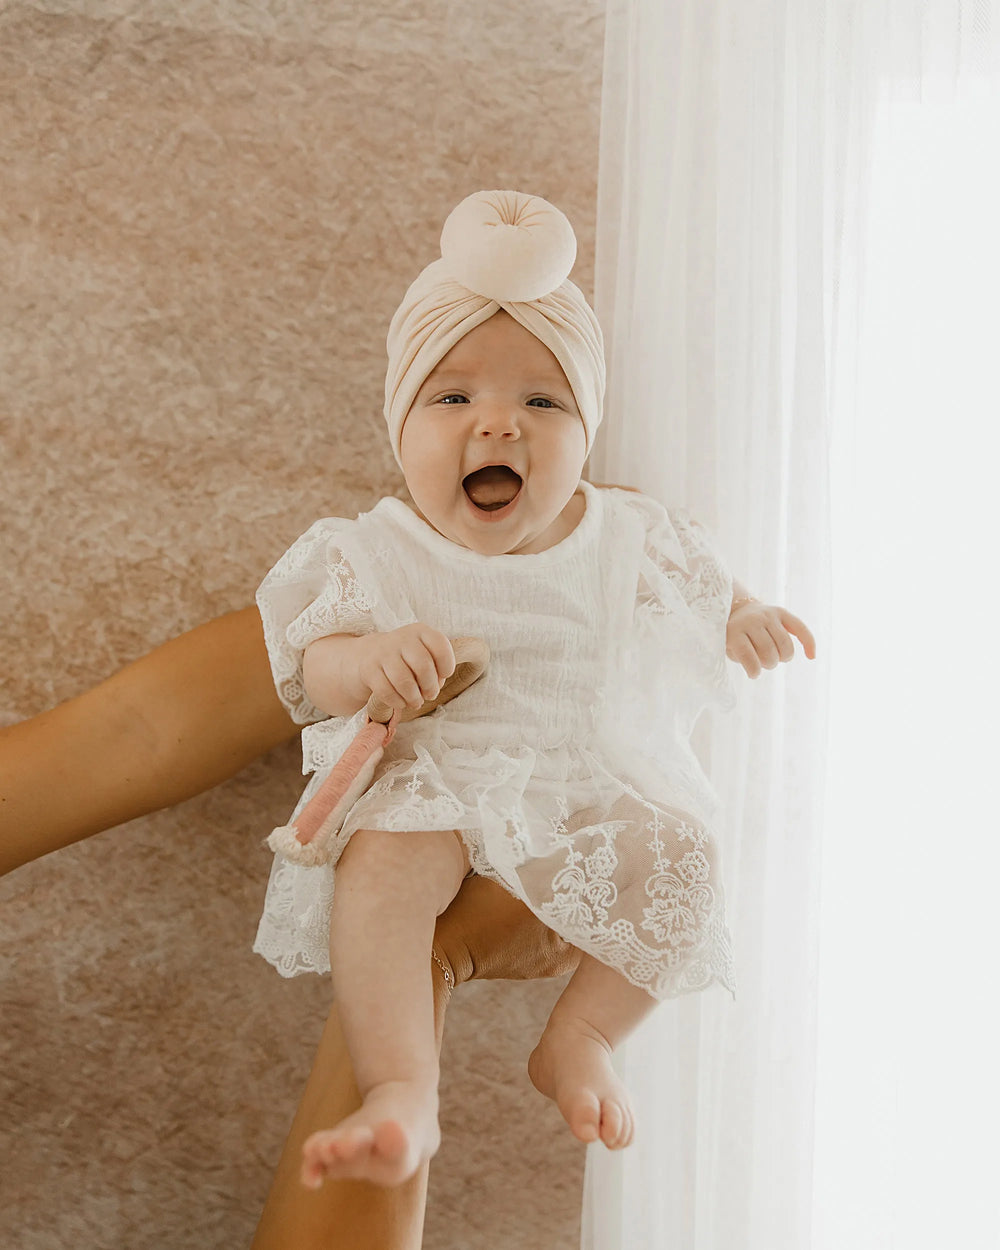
[1,604,580,1249]
[252,874,579,1250]
[0,607,298,876]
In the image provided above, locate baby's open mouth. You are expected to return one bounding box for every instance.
[462,465,523,511]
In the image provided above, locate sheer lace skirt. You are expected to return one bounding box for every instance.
[253,735,735,1001]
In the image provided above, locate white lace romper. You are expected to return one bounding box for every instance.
[253,480,738,1000]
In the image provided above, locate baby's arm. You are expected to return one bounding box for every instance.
[302,625,457,718]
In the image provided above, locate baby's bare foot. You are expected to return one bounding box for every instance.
[300,1079,441,1188]
[528,1018,634,1150]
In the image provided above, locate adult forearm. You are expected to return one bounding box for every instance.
[250,875,579,1249]
[251,972,449,1250]
[0,607,297,876]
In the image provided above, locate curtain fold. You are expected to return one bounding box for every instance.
[584,2,999,1247]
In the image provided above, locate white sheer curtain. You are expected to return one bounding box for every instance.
[584,3,1000,1248]
[814,65,1000,1250]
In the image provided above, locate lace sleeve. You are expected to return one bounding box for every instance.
[255,518,375,724]
[627,493,737,714]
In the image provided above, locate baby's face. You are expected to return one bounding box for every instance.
[399,311,587,556]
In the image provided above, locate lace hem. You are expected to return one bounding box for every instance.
[254,742,736,1001]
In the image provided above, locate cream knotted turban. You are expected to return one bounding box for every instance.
[384,190,606,468]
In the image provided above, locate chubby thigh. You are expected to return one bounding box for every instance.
[333,826,472,919]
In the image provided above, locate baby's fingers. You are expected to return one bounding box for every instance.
[778,609,817,660]
[398,631,456,705]
[380,650,432,710]
[727,634,762,678]
[419,629,457,687]
[378,654,429,711]
[750,624,783,671]
[767,621,797,664]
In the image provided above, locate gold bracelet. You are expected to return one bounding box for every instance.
[731,594,760,611]
[431,946,455,991]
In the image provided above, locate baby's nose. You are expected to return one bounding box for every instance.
[474,402,520,439]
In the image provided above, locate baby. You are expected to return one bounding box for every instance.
[253,190,815,1188]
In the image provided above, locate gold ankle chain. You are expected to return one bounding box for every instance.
[430,947,455,991]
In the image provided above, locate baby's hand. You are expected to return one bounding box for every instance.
[355,624,457,712]
[726,602,816,679]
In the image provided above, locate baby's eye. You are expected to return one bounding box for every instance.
[438,393,469,405]
[527,397,558,408]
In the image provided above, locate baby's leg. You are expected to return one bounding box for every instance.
[527,954,658,1150]
[301,827,470,1189]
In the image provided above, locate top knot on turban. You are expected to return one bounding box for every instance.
[439,188,578,301]
[384,190,605,468]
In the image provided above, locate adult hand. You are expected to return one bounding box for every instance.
[435,872,581,988]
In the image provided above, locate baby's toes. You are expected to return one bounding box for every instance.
[337,1124,376,1159]
[301,1125,374,1185]
[565,1090,602,1144]
[301,1131,335,1188]
[300,1152,325,1190]
[317,1128,357,1165]
[599,1099,626,1149]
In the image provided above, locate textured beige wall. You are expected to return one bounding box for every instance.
[0,3,605,1247]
